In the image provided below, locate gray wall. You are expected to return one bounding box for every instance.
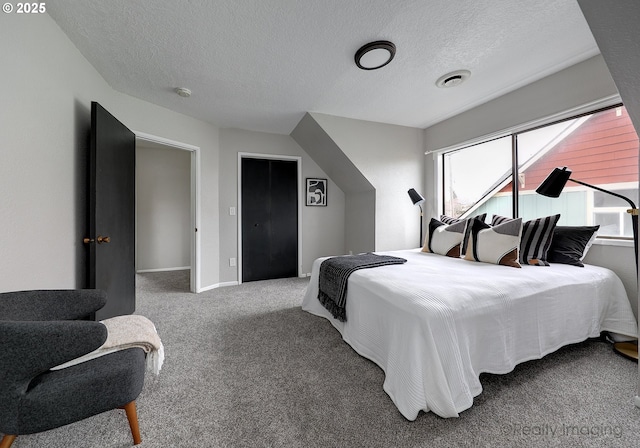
[423,55,618,222]
[136,145,191,272]
[345,191,376,254]
[310,113,425,251]
[218,128,346,283]
[577,0,640,393]
[3,9,637,311]
[291,113,376,254]
[584,243,637,318]
[578,1,640,136]
[424,54,638,317]
[0,13,220,291]
[423,55,618,154]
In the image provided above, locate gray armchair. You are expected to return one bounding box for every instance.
[0,290,146,447]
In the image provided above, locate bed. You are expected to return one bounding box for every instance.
[301,249,638,420]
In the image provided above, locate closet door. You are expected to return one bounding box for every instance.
[241,158,298,282]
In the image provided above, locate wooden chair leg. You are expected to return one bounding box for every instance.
[123,401,142,445]
[0,435,17,448]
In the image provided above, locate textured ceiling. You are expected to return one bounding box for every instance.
[47,0,599,135]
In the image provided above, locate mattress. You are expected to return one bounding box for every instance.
[301,249,638,420]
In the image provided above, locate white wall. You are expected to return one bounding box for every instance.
[423,54,638,316]
[218,128,346,283]
[0,13,220,291]
[136,145,191,272]
[309,114,425,251]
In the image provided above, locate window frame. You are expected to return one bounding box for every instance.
[438,101,637,241]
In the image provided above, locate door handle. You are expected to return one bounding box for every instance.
[83,236,111,244]
[97,235,111,244]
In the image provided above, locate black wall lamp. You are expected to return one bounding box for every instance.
[408,188,425,247]
[355,41,396,70]
[536,166,639,361]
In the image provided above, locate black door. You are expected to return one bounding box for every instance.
[87,102,136,320]
[242,158,298,282]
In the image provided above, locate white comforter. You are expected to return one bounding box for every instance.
[302,249,638,420]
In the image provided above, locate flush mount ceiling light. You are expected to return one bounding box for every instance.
[174,87,192,98]
[435,70,471,88]
[354,41,396,70]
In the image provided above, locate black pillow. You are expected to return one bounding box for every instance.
[547,226,599,267]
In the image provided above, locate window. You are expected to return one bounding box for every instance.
[441,104,639,238]
[442,136,512,218]
[592,188,639,237]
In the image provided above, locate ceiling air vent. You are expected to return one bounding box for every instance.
[436,70,471,88]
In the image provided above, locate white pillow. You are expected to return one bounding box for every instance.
[464,218,523,268]
[422,218,466,257]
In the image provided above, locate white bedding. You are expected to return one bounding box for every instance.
[301,249,638,420]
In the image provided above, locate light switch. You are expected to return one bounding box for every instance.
[230,206,236,216]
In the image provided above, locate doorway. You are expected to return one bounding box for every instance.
[238,153,302,283]
[135,132,201,293]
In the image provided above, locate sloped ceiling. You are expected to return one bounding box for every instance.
[47,0,599,135]
[578,0,640,135]
[290,113,373,194]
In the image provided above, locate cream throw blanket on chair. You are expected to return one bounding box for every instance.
[51,315,165,375]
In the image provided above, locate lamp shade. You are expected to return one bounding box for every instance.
[535,167,572,198]
[407,188,425,206]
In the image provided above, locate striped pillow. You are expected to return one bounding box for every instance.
[439,215,460,225]
[491,215,512,226]
[422,218,467,257]
[491,214,560,266]
[440,213,486,225]
[464,218,523,268]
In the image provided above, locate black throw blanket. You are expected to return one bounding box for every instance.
[318,253,407,322]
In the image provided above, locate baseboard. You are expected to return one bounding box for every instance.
[218,281,239,288]
[137,266,191,273]
[199,281,238,292]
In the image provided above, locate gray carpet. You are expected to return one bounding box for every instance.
[9,271,640,447]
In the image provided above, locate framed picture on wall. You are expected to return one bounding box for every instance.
[306,178,327,206]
